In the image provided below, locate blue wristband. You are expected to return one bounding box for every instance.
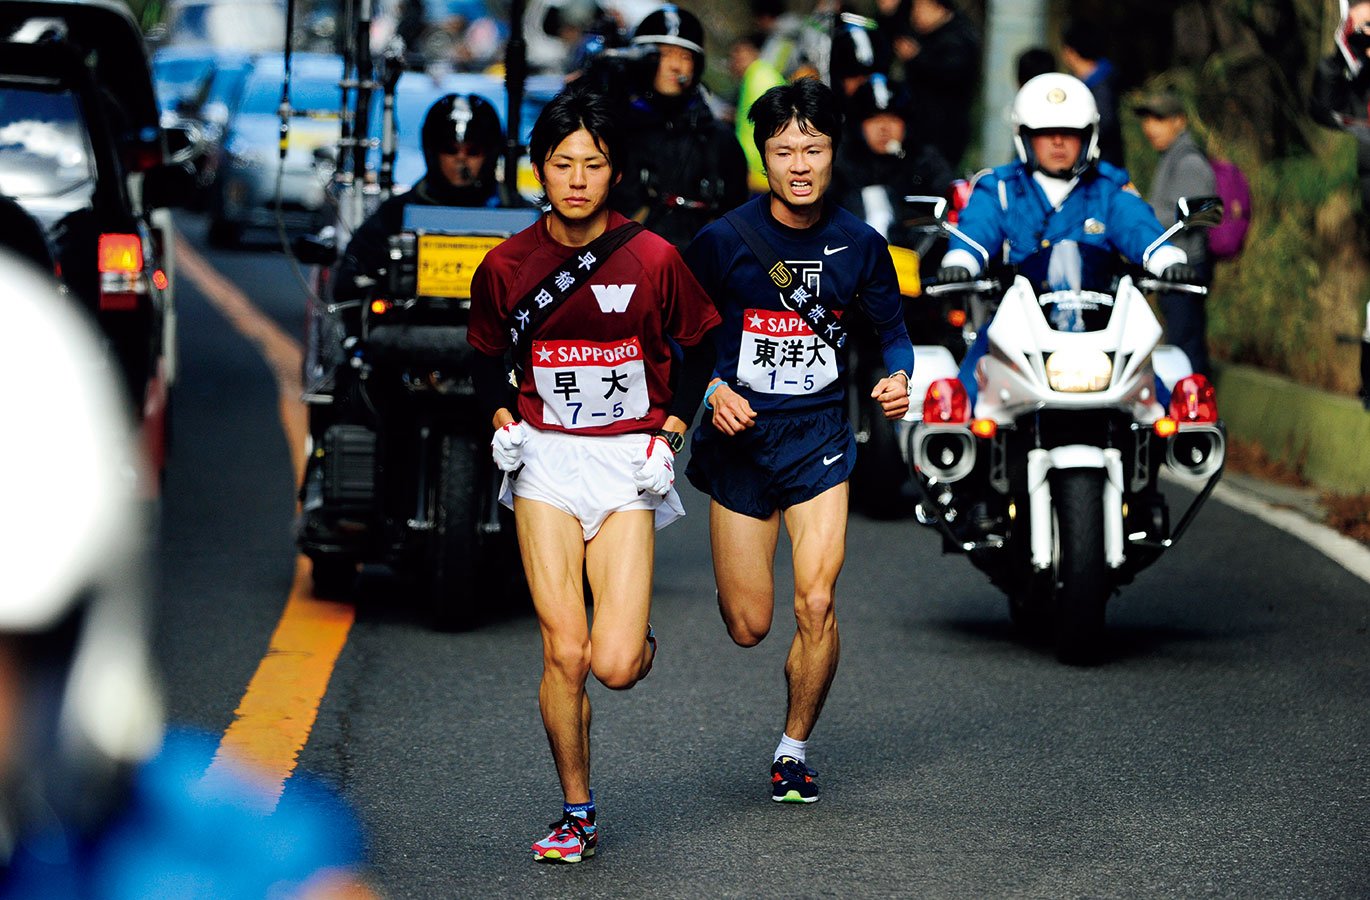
[703,380,724,409]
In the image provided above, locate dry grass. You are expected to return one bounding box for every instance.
[1224,437,1370,547]
[1324,492,1370,545]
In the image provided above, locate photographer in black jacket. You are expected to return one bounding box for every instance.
[582,4,749,248]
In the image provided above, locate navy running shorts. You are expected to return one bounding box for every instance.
[685,405,857,519]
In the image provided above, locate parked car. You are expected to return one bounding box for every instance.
[0,0,192,479]
[207,52,341,245]
[154,0,287,53]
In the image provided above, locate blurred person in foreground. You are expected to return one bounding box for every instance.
[1311,0,1370,409]
[0,253,372,898]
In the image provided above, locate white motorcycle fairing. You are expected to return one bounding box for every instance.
[972,274,1166,425]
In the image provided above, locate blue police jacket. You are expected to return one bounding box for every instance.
[947,161,1176,271]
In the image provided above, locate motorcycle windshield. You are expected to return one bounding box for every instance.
[1017,241,1119,333]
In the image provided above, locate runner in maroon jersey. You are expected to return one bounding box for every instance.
[467,86,719,864]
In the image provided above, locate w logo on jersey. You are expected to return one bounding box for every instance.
[591,284,636,313]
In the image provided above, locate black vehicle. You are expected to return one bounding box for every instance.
[0,0,192,477]
[296,206,538,627]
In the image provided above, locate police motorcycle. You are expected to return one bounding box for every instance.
[907,196,1228,663]
[846,189,970,519]
[291,0,537,628]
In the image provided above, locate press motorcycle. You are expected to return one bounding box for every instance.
[908,196,1227,662]
[296,206,539,628]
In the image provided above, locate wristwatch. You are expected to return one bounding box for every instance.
[652,429,686,454]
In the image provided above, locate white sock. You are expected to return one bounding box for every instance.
[774,733,806,763]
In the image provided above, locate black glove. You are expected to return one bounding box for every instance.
[1161,263,1198,284]
[937,265,972,284]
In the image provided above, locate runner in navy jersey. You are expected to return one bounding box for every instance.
[683,79,914,803]
[467,86,719,863]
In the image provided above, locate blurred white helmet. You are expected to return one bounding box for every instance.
[0,252,162,837]
[1011,72,1100,177]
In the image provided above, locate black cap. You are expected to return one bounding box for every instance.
[1132,90,1185,119]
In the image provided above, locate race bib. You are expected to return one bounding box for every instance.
[532,337,650,429]
[735,309,839,396]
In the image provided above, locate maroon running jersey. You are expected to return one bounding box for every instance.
[468,211,720,435]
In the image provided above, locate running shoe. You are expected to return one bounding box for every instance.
[532,812,598,863]
[770,755,818,803]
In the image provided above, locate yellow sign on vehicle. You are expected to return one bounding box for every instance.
[417,234,504,299]
[889,245,921,297]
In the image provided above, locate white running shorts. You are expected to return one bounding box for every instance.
[499,425,686,541]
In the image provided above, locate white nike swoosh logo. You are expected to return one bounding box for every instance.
[822,453,844,466]
[823,245,848,256]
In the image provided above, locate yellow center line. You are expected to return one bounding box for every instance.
[177,237,355,807]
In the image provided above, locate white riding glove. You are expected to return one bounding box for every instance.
[632,435,675,496]
[491,421,527,473]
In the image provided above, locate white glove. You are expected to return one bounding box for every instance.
[632,435,675,496]
[491,421,527,473]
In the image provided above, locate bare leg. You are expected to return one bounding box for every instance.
[584,509,656,689]
[516,496,593,804]
[778,482,848,740]
[710,500,782,647]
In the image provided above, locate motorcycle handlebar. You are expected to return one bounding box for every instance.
[1137,278,1209,296]
[923,278,1000,298]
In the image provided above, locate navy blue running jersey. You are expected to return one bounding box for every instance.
[684,194,915,414]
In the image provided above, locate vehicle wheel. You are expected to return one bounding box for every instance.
[428,434,482,631]
[207,216,240,248]
[849,364,908,519]
[1050,469,1109,664]
[310,555,356,599]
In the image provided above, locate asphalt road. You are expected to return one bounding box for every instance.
[155,214,1370,898]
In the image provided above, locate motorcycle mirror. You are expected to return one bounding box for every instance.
[293,233,338,267]
[903,194,948,226]
[1176,195,1225,228]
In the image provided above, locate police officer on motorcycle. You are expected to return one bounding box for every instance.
[586,4,749,248]
[938,73,1195,406]
[333,92,506,300]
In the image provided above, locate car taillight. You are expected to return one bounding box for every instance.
[1169,374,1218,422]
[98,233,147,311]
[99,233,143,274]
[923,378,970,424]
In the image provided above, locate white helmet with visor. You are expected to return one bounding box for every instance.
[1011,73,1100,177]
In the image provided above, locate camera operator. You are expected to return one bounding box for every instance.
[582,4,749,248]
[332,92,507,301]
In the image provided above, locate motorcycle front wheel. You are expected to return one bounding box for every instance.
[1050,468,1109,664]
[427,433,483,631]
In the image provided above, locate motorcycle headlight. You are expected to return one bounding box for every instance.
[1045,349,1113,392]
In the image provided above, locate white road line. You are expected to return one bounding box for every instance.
[1211,482,1370,586]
